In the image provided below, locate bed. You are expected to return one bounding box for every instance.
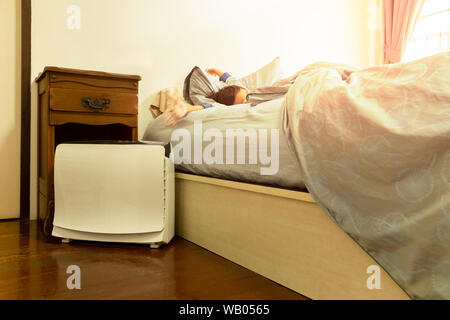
[172,172,409,300]
[143,98,305,191]
[142,53,450,300]
[142,92,409,300]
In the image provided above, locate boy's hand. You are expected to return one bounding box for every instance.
[163,96,189,127]
[206,68,224,77]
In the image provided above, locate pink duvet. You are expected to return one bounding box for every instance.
[283,52,450,299]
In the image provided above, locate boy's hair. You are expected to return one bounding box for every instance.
[208,85,243,106]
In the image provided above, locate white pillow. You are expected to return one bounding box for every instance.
[149,87,181,118]
[239,57,283,90]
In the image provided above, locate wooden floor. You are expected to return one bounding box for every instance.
[0,220,308,300]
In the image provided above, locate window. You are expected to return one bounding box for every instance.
[403,0,450,62]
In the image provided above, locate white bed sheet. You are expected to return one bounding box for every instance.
[142,98,305,190]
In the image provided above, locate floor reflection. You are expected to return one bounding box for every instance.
[0,220,306,300]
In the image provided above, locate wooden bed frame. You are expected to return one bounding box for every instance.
[174,172,410,300]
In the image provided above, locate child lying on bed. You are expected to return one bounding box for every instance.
[163,68,248,127]
[163,64,354,127]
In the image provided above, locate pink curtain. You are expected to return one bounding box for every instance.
[383,0,425,63]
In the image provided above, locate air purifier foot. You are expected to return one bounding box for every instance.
[61,238,72,244]
[150,242,161,249]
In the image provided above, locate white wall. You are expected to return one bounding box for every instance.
[0,0,21,220]
[30,0,378,219]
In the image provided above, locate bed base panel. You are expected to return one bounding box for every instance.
[174,173,409,300]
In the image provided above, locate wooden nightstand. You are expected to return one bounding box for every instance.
[35,67,141,235]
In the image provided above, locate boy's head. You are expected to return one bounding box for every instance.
[208,85,248,106]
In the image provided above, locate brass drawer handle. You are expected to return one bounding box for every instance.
[82,97,111,111]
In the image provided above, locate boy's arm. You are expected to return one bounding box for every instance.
[206,68,234,83]
[206,68,246,88]
[163,96,205,127]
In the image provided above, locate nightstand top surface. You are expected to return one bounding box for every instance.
[35,66,142,82]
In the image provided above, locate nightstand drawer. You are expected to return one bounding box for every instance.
[48,71,139,93]
[49,88,138,115]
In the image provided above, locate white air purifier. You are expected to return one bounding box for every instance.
[52,141,175,248]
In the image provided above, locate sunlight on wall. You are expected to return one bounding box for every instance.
[0,0,21,219]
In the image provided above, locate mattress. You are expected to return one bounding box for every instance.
[142,98,305,190]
